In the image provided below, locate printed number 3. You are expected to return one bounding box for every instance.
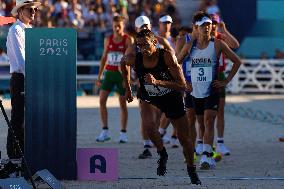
[198,68,204,76]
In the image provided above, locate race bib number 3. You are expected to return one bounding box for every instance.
[191,66,212,82]
[107,52,124,66]
[144,84,172,96]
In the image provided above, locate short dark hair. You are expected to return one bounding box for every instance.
[178,26,192,33]
[170,27,179,38]
[113,14,125,22]
[136,29,155,40]
[192,11,211,24]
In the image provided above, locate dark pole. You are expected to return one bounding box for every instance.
[0,99,37,189]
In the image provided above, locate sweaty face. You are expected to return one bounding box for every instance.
[136,36,156,56]
[211,22,218,36]
[136,24,151,33]
[113,21,124,35]
[159,22,171,33]
[198,22,212,37]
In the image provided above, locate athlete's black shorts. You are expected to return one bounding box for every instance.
[144,91,185,119]
[192,93,220,115]
[184,92,194,109]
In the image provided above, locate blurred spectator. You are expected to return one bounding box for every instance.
[170,26,179,43]
[4,0,16,16]
[0,0,6,16]
[260,51,269,60]
[0,47,8,62]
[274,49,284,59]
[0,0,183,60]
[0,47,9,75]
[279,135,284,142]
[199,0,220,15]
[178,26,192,38]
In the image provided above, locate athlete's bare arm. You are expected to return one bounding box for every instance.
[175,35,186,54]
[120,44,136,102]
[144,50,186,91]
[218,21,240,49]
[177,27,197,63]
[97,37,109,86]
[124,36,135,82]
[177,38,194,63]
[213,39,242,88]
[156,35,175,54]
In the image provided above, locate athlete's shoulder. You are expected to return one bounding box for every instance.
[162,48,177,63]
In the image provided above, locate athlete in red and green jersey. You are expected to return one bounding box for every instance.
[96,15,134,143]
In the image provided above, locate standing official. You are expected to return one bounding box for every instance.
[6,0,41,158]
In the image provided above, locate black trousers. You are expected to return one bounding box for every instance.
[7,73,24,159]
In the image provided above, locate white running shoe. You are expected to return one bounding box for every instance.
[216,143,231,156]
[162,135,170,144]
[119,132,128,143]
[199,155,215,170]
[195,143,203,156]
[210,156,216,167]
[171,137,179,148]
[96,130,111,142]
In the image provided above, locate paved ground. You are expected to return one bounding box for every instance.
[0,95,284,189]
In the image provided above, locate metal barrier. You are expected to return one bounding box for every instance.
[0,60,100,80]
[0,60,100,94]
[1,59,284,93]
[226,59,284,93]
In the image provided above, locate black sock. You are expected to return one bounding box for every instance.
[103,127,108,130]
[120,129,126,133]
[157,147,168,157]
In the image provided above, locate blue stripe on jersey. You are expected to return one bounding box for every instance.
[182,58,191,82]
[185,34,191,44]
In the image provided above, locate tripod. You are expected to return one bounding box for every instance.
[0,99,37,189]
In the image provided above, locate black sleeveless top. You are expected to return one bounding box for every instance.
[134,49,175,100]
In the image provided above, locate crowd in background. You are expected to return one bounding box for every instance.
[0,0,181,31]
[1,0,284,59]
[1,0,184,60]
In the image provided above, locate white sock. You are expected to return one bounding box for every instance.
[158,128,166,135]
[144,140,151,146]
[203,144,213,153]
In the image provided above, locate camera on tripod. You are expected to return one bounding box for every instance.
[0,153,23,179]
[0,99,24,180]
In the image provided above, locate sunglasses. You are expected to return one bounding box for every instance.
[24,7,38,14]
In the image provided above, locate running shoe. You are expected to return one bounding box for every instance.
[157,148,168,176]
[187,166,201,185]
[96,130,111,142]
[213,151,222,162]
[216,143,231,156]
[200,155,215,170]
[170,137,179,148]
[195,143,203,156]
[138,149,152,159]
[119,132,128,143]
[162,135,170,144]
